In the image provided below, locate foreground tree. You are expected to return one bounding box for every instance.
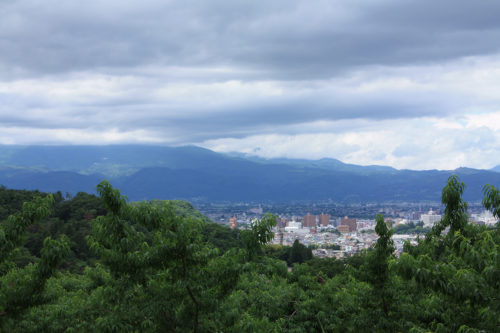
[2,176,499,332]
[82,180,229,332]
[362,214,397,331]
[241,213,277,261]
[0,195,69,330]
[396,175,500,332]
[483,184,500,220]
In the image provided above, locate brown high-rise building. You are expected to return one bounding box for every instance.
[340,216,357,232]
[337,225,350,233]
[229,216,237,229]
[319,213,330,227]
[303,213,316,228]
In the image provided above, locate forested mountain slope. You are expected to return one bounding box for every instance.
[1,145,500,202]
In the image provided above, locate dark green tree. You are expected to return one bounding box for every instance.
[361,214,397,332]
[0,195,69,329]
[395,175,500,332]
[289,239,313,265]
[482,184,500,220]
[241,213,277,261]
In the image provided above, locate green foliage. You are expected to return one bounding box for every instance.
[263,244,292,263]
[0,194,69,329]
[289,239,313,265]
[369,214,395,288]
[83,180,223,332]
[241,213,277,261]
[264,240,313,266]
[1,176,499,332]
[201,221,243,253]
[441,175,468,235]
[304,257,345,278]
[393,221,429,235]
[308,243,341,250]
[360,214,398,331]
[1,195,54,265]
[0,189,106,272]
[0,187,46,221]
[483,184,500,219]
[394,175,500,332]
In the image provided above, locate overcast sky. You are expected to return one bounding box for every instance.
[1,0,500,170]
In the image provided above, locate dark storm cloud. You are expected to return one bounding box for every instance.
[1,0,500,79]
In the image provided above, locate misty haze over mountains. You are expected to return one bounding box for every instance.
[0,145,499,203]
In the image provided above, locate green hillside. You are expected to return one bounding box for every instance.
[1,177,499,332]
[2,145,500,202]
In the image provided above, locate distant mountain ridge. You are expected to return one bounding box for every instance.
[0,145,225,177]
[0,145,499,202]
[225,153,398,174]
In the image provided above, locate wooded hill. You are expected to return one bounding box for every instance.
[1,176,499,332]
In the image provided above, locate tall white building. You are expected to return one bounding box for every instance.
[421,208,441,227]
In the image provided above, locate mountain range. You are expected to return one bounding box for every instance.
[1,145,499,203]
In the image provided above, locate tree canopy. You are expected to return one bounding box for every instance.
[0,176,499,332]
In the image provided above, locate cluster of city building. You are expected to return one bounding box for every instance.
[223,208,498,259]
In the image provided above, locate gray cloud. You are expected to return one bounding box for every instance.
[2,0,500,79]
[0,76,461,143]
[2,0,500,169]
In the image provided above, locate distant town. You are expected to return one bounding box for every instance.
[195,202,498,259]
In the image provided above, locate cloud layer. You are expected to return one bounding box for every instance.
[1,0,500,169]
